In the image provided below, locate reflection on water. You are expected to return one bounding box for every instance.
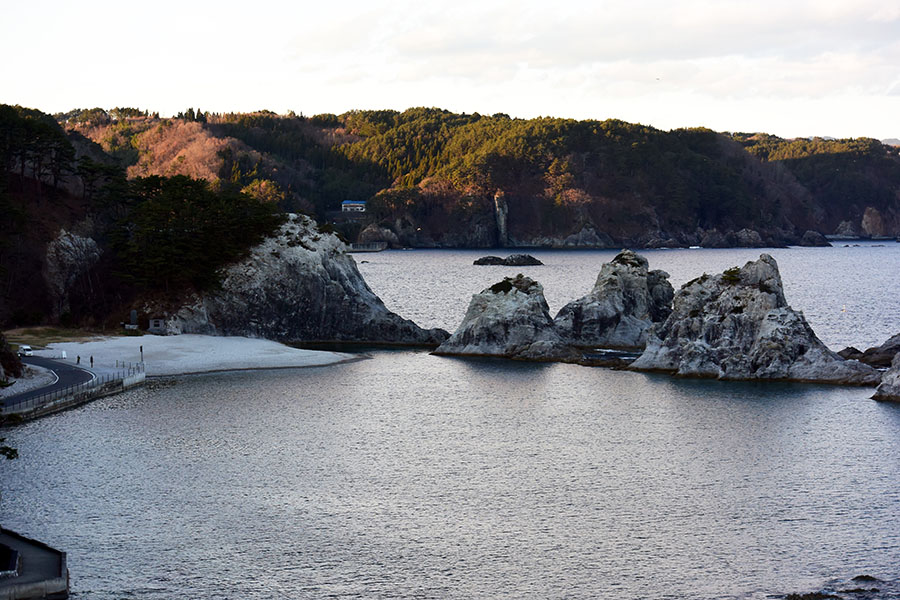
[4,349,900,599]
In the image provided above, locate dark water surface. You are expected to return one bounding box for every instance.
[3,245,900,599]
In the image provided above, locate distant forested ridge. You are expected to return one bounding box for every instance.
[56,106,900,249]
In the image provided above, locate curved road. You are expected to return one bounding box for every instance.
[2,356,95,409]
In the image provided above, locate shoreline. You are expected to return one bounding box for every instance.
[37,333,356,378]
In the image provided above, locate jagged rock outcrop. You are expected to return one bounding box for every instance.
[872,354,900,401]
[434,274,581,361]
[834,220,860,238]
[473,254,543,266]
[42,228,102,319]
[154,214,448,344]
[734,228,765,247]
[357,223,401,248]
[839,332,900,367]
[799,230,831,247]
[554,250,674,349]
[631,254,880,384]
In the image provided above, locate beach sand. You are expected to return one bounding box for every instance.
[37,334,355,377]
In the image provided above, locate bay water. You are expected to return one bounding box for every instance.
[3,243,899,599]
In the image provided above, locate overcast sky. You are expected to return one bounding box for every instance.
[3,0,898,138]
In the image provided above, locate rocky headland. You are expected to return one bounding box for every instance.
[433,274,580,361]
[630,254,880,384]
[554,250,673,349]
[149,214,448,345]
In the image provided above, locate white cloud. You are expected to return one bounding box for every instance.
[1,0,897,137]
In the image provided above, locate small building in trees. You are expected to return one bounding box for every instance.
[148,318,167,335]
[341,200,366,213]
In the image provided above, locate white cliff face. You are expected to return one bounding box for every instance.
[554,250,674,349]
[631,254,880,384]
[42,228,102,319]
[156,214,447,344]
[434,274,581,361]
[873,354,900,401]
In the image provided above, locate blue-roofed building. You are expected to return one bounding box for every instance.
[341,200,366,213]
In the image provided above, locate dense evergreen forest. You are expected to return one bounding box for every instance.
[2,102,899,328]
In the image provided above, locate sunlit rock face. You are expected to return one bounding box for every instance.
[434,274,580,362]
[155,214,448,344]
[554,250,674,350]
[631,254,880,385]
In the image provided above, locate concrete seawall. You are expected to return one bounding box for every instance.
[0,529,68,600]
[5,372,145,421]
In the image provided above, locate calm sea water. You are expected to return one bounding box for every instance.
[3,244,900,600]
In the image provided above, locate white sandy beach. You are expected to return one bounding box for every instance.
[37,334,355,377]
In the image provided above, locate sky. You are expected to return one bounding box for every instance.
[2,0,898,139]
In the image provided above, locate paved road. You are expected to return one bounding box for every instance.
[1,356,94,409]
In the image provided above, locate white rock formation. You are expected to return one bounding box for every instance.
[873,354,900,401]
[554,250,673,349]
[153,214,447,344]
[631,254,880,384]
[434,274,581,361]
[42,228,102,319]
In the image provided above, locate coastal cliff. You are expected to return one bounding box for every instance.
[554,250,673,349]
[153,214,448,344]
[630,254,879,384]
[434,274,580,361]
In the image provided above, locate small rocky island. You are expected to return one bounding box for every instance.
[149,214,448,345]
[554,249,673,349]
[630,254,879,384]
[473,254,543,266]
[433,274,580,361]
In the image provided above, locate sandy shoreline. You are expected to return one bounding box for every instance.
[36,334,357,377]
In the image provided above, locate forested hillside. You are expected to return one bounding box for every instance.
[0,105,283,328]
[3,103,900,328]
[62,106,900,248]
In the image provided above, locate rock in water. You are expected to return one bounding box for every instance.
[155,215,448,344]
[799,230,831,247]
[473,254,543,266]
[554,249,674,349]
[839,332,900,367]
[473,256,505,265]
[872,354,900,401]
[434,274,580,361]
[631,254,880,384]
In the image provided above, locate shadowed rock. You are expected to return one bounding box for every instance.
[631,254,880,384]
[839,332,900,367]
[434,274,580,361]
[474,254,543,266]
[873,354,900,401]
[799,230,831,247]
[554,249,673,349]
[151,214,448,345]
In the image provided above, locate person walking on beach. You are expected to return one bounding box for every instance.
[90,356,93,368]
